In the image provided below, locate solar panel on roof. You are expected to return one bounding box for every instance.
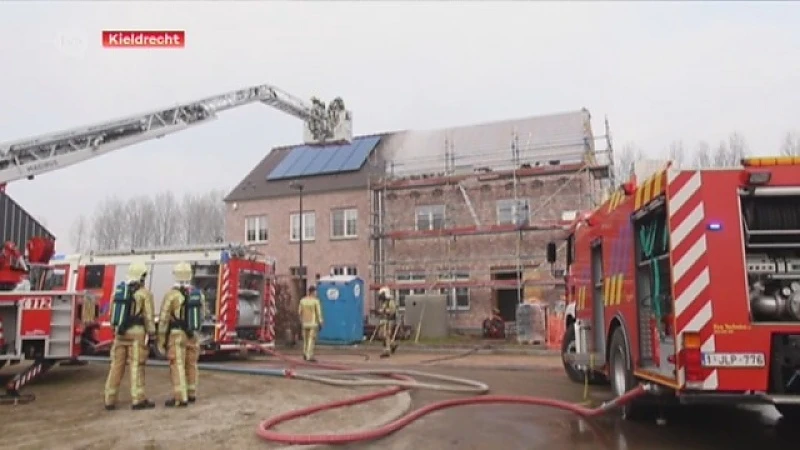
[266,136,382,181]
[266,147,305,180]
[323,144,352,172]
[340,136,381,172]
[284,147,318,178]
[303,146,339,175]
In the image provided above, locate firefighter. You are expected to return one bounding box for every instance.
[298,285,323,362]
[103,262,156,411]
[157,261,205,407]
[377,287,398,358]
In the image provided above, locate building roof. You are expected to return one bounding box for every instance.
[225,133,390,202]
[225,109,595,203]
[381,109,594,177]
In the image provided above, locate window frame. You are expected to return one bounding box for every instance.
[496,198,531,225]
[331,208,358,239]
[244,215,269,243]
[415,205,446,231]
[394,272,426,309]
[289,211,316,242]
[437,271,471,311]
[331,265,358,276]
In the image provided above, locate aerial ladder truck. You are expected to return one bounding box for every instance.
[0,83,353,402]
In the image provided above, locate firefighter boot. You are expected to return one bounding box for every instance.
[165,398,189,408]
[188,396,196,403]
[131,399,156,410]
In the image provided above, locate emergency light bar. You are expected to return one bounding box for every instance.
[741,156,800,167]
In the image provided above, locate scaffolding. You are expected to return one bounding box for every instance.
[366,114,615,317]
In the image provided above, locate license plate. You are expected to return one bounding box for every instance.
[701,352,766,368]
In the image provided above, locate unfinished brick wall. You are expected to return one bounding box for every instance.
[378,170,596,328]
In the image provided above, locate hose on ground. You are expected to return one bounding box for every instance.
[82,347,648,446]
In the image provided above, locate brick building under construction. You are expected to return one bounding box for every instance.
[225,108,614,331]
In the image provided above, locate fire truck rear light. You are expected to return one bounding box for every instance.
[683,332,702,349]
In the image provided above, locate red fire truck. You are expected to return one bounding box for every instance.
[50,243,277,358]
[551,157,800,420]
[0,237,93,400]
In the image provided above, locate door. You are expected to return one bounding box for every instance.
[590,240,605,352]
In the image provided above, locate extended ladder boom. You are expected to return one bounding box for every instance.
[0,84,353,185]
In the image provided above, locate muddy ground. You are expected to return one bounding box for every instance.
[0,361,396,450]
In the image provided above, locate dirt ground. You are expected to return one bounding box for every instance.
[0,362,397,450]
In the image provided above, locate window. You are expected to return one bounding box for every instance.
[331,208,358,238]
[331,265,358,276]
[394,272,426,309]
[496,198,530,225]
[245,215,268,243]
[415,205,446,231]
[290,212,316,242]
[438,272,471,310]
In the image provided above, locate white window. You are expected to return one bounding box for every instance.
[438,272,471,310]
[394,272,426,309]
[331,208,358,238]
[331,265,358,276]
[245,215,268,243]
[496,198,530,225]
[290,212,316,242]
[415,205,446,231]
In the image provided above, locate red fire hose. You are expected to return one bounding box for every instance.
[255,348,650,446]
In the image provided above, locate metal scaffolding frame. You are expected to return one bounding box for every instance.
[367,117,615,300]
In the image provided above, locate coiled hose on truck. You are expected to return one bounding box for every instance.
[82,347,649,446]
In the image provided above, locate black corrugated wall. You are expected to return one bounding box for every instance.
[0,191,55,248]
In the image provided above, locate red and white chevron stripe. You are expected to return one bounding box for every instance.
[265,282,276,342]
[219,265,231,340]
[669,170,717,389]
[9,362,44,392]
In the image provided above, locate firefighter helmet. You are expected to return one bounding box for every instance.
[378,286,392,301]
[127,262,148,282]
[172,261,193,282]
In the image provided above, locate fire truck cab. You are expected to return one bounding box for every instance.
[50,243,277,358]
[0,237,93,398]
[551,157,800,421]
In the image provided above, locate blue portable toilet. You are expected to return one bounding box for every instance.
[316,275,365,345]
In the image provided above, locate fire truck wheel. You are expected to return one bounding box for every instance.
[776,404,800,421]
[609,327,653,421]
[561,326,605,385]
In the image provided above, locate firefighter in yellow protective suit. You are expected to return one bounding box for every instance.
[104,262,156,411]
[377,287,399,358]
[157,262,206,407]
[298,285,323,362]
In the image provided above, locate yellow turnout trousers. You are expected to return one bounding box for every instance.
[104,327,148,405]
[167,330,200,402]
[185,334,200,398]
[380,319,396,355]
[302,325,318,360]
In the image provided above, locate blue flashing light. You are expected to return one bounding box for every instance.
[707,222,723,231]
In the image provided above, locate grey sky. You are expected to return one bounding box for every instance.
[1,1,799,253]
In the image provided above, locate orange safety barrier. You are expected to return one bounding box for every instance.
[546,312,565,350]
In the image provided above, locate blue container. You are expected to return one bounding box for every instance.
[316,275,365,345]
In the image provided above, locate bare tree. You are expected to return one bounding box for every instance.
[693,141,712,168]
[153,191,181,246]
[80,188,226,251]
[69,214,90,252]
[614,143,643,185]
[712,140,730,167]
[91,196,127,250]
[781,131,800,156]
[727,132,748,165]
[668,140,686,168]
